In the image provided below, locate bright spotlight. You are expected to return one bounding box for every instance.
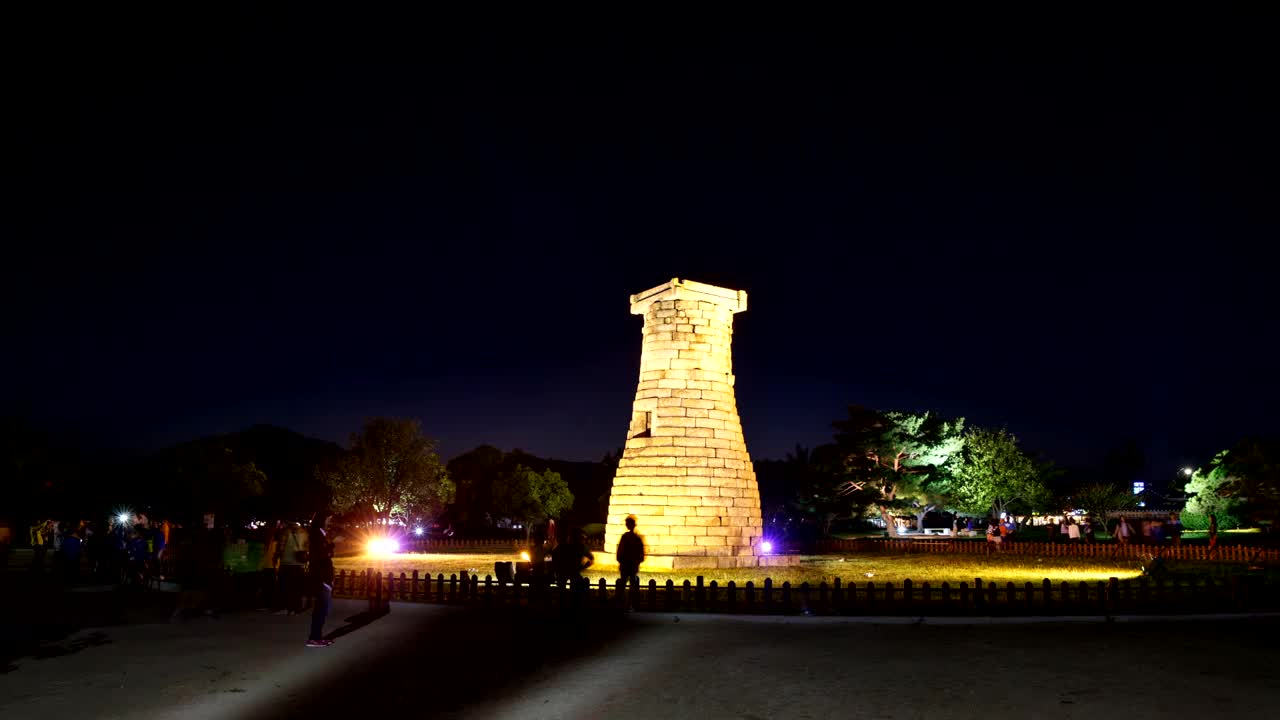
[519,551,531,562]
[117,512,131,525]
[368,537,399,556]
[1181,467,1194,476]
[760,541,773,554]
[413,527,424,537]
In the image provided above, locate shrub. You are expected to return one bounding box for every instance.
[1179,510,1242,531]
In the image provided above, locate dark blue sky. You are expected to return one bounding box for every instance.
[6,12,1278,486]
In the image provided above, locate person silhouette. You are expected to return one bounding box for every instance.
[616,515,645,590]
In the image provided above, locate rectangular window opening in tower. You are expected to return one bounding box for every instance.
[629,411,652,439]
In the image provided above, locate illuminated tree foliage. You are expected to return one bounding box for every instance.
[951,428,1045,518]
[1216,438,1280,525]
[323,417,454,525]
[492,464,574,543]
[833,405,964,537]
[1185,439,1280,529]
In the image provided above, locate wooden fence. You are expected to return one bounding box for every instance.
[813,538,1280,563]
[332,568,1278,616]
[336,537,606,556]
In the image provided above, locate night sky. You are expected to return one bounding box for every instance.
[7,12,1279,487]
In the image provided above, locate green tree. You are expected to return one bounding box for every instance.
[832,406,964,537]
[1215,438,1280,527]
[1071,483,1136,529]
[446,444,506,529]
[323,418,454,526]
[950,428,1045,518]
[492,464,574,543]
[1177,445,1249,525]
[784,443,853,538]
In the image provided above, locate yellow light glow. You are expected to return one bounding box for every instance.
[519,551,531,562]
[367,537,399,556]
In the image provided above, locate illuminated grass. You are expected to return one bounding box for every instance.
[335,551,1148,585]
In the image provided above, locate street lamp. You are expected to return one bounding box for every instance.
[1181,467,1194,477]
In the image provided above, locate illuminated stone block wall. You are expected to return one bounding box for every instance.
[603,278,784,569]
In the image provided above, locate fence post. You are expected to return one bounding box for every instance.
[399,572,408,601]
[782,582,793,613]
[695,576,705,611]
[727,580,737,612]
[709,581,719,612]
[648,579,658,612]
[763,578,774,613]
[832,578,842,611]
[901,579,912,613]
[614,578,625,610]
[973,579,984,612]
[666,579,677,612]
[683,580,693,610]
[940,581,951,613]
[1106,577,1118,616]
[958,582,969,613]
[411,570,420,602]
[819,582,829,614]
[598,577,608,609]
[1059,582,1071,613]
[1023,582,1034,613]
[884,582,895,613]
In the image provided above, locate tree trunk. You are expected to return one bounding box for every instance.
[915,507,931,533]
[879,505,900,537]
[525,523,532,546]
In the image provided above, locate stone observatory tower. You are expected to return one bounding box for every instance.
[603,278,792,569]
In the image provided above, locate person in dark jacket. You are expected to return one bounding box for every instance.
[305,514,335,648]
[615,515,645,588]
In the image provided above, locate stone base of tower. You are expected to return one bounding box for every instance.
[643,554,802,570]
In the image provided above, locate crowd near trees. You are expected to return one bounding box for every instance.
[4,407,1280,543]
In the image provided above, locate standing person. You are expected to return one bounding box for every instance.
[275,522,309,615]
[552,528,594,584]
[1168,513,1183,547]
[1067,517,1081,543]
[1208,513,1219,555]
[985,521,1001,554]
[1115,515,1133,545]
[256,522,281,611]
[29,519,51,573]
[615,516,645,591]
[60,525,83,585]
[305,514,335,648]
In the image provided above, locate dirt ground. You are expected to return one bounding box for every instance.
[2,599,1277,719]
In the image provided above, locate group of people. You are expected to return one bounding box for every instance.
[28,515,170,586]
[1111,513,1185,546]
[172,515,338,648]
[531,515,647,600]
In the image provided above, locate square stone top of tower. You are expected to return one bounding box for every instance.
[629,278,748,315]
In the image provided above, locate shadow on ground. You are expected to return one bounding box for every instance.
[0,578,173,672]
[243,604,638,720]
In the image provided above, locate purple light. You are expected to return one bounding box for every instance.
[760,541,773,554]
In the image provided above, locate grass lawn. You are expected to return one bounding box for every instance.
[336,550,1158,587]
